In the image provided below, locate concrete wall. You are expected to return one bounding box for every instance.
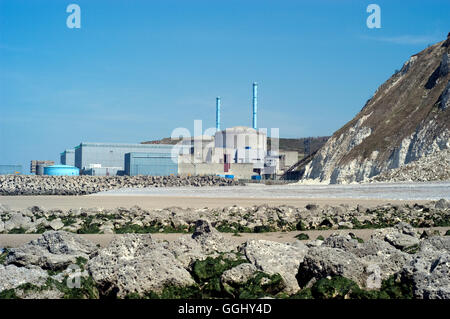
[60,150,75,166]
[178,163,254,179]
[280,151,299,168]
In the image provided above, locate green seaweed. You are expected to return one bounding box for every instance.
[295,233,309,240]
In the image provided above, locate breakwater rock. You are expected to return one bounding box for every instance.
[0,175,242,196]
[1,221,449,299]
[0,200,448,234]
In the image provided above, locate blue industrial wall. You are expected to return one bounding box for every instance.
[125,152,178,176]
[0,165,22,175]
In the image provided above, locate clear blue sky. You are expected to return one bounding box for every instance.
[1,0,449,171]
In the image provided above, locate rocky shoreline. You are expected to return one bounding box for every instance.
[0,175,242,196]
[0,220,449,299]
[1,200,449,234]
[370,148,450,182]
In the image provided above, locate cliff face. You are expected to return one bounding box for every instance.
[303,34,450,184]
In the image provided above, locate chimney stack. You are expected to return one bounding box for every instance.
[216,97,221,131]
[252,82,258,129]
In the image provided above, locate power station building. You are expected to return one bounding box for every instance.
[60,149,75,166]
[74,142,189,176]
[56,82,295,179]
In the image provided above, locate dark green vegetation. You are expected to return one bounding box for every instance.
[290,275,413,300]
[445,230,450,236]
[349,233,364,243]
[0,249,7,264]
[1,201,448,234]
[125,255,285,299]
[295,233,310,240]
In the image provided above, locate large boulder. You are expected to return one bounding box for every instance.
[87,234,195,298]
[3,212,32,232]
[401,236,450,299]
[6,231,98,270]
[298,246,368,288]
[305,234,412,289]
[242,239,308,294]
[372,222,420,252]
[0,264,48,292]
[192,220,237,254]
[168,219,237,268]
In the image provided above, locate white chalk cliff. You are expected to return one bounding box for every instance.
[303,34,450,184]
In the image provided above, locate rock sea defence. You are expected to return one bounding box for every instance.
[0,200,448,234]
[1,220,449,299]
[0,175,242,196]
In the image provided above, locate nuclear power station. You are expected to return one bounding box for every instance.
[15,83,298,178]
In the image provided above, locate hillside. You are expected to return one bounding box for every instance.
[303,34,450,184]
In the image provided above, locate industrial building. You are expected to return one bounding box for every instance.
[74,142,189,176]
[30,160,54,175]
[0,165,22,175]
[125,152,178,176]
[55,82,295,179]
[60,149,75,166]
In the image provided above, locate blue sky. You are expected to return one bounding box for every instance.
[0,0,449,171]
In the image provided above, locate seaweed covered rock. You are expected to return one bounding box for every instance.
[192,220,237,254]
[87,234,195,298]
[243,240,308,293]
[6,231,98,270]
[298,246,368,288]
[168,219,237,268]
[0,264,48,293]
[221,263,259,287]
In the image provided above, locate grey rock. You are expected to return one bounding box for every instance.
[322,233,360,251]
[0,264,48,292]
[372,223,420,251]
[402,240,450,299]
[352,239,412,284]
[191,220,237,254]
[221,263,258,286]
[4,213,32,231]
[168,220,237,268]
[6,231,98,270]
[49,218,64,230]
[298,246,368,288]
[243,239,308,293]
[87,234,194,298]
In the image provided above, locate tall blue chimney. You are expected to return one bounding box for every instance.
[252,82,258,129]
[216,97,221,131]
